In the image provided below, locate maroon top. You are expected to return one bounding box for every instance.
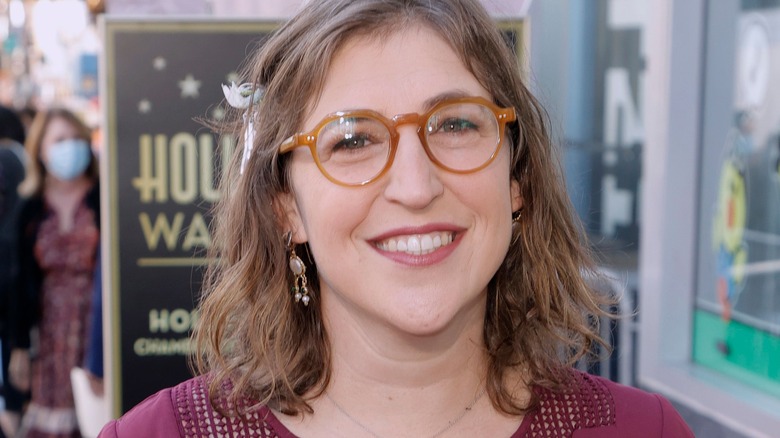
[99,370,693,437]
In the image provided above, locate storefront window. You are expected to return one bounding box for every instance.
[695,0,780,398]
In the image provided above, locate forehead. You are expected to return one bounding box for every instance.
[303,25,490,129]
[44,116,76,134]
[41,116,79,143]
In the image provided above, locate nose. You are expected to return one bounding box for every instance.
[381,125,444,209]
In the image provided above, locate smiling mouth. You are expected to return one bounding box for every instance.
[374,231,456,255]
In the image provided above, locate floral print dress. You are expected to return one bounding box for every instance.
[23,199,99,438]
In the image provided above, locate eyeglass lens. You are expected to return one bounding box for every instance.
[315,102,501,185]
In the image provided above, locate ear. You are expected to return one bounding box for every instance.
[274,191,308,244]
[510,178,523,212]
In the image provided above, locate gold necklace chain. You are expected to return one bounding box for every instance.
[325,387,486,438]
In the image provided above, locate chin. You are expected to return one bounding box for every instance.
[384,299,483,338]
[394,318,450,338]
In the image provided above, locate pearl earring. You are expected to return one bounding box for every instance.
[286,232,310,306]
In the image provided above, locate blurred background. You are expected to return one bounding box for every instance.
[1,0,778,437]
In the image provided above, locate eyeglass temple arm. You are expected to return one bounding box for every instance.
[279,135,298,153]
[499,107,517,123]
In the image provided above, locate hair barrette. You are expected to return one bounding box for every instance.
[221,81,265,174]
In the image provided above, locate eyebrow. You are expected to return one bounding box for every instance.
[324,89,480,116]
[421,90,475,111]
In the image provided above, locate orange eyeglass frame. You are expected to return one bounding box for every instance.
[278,96,517,187]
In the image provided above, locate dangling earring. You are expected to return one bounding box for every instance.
[286,232,310,306]
[511,210,522,245]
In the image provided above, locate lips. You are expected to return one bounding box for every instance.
[375,231,455,255]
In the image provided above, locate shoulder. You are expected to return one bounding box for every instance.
[18,195,42,217]
[98,384,180,437]
[599,376,693,437]
[99,376,294,438]
[528,370,693,437]
[171,375,295,437]
[0,146,23,173]
[17,196,44,232]
[85,182,100,209]
[85,182,100,226]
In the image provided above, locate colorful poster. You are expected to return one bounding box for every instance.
[695,3,780,397]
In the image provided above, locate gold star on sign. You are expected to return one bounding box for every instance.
[138,99,152,113]
[153,56,167,71]
[179,74,201,98]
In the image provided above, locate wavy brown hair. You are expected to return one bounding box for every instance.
[195,0,613,417]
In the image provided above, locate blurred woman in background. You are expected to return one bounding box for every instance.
[9,108,100,438]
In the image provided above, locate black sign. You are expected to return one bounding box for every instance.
[103,19,277,415]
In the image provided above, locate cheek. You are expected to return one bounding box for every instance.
[40,143,53,161]
[471,156,515,217]
[289,164,373,248]
[294,187,374,293]
[299,191,370,245]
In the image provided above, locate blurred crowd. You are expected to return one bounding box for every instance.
[0,103,103,438]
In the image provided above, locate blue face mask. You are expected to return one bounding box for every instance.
[45,139,92,181]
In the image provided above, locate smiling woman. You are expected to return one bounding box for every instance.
[99,1,694,437]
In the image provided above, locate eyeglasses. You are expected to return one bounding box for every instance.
[278,96,517,187]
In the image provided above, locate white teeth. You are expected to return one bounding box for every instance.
[421,235,433,251]
[376,232,454,255]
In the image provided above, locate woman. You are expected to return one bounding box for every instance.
[101,0,693,436]
[9,108,100,438]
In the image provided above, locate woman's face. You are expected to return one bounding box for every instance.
[40,116,81,160]
[282,26,522,336]
[39,115,94,182]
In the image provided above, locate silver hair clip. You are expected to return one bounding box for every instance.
[221,82,265,174]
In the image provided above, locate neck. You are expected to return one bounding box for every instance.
[309,290,490,437]
[45,175,91,197]
[275,290,529,437]
[323,357,488,438]
[324,284,487,387]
